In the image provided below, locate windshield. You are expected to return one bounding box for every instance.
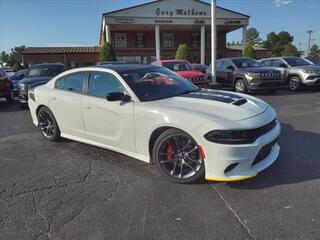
[284,57,312,67]
[120,67,199,102]
[162,61,192,71]
[231,58,262,68]
[27,65,64,77]
[14,69,28,77]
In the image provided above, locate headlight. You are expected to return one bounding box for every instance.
[302,69,320,74]
[246,72,261,78]
[204,130,252,144]
[18,83,26,89]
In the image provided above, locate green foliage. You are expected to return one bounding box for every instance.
[263,31,298,57]
[242,45,256,58]
[0,51,9,64]
[309,44,320,57]
[175,44,191,61]
[12,62,23,72]
[8,45,26,66]
[282,43,299,56]
[246,27,262,46]
[100,43,116,61]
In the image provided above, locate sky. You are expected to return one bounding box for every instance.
[0,0,319,53]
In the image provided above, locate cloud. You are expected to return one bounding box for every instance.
[273,0,294,7]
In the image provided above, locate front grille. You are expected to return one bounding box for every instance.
[260,72,281,79]
[252,139,278,166]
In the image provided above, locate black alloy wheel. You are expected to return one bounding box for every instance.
[37,107,61,141]
[153,129,205,184]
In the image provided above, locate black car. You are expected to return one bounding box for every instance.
[10,69,29,95]
[207,58,282,93]
[18,63,65,107]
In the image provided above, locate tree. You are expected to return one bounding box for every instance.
[0,51,9,64]
[263,31,297,57]
[8,45,26,66]
[242,45,256,58]
[309,44,320,57]
[281,43,299,56]
[175,44,191,61]
[99,43,116,62]
[246,27,262,46]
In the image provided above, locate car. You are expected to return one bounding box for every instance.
[306,57,320,66]
[28,64,281,183]
[260,57,320,91]
[0,68,14,102]
[191,63,207,74]
[3,66,14,77]
[18,63,65,107]
[151,60,209,88]
[9,69,29,96]
[206,58,283,93]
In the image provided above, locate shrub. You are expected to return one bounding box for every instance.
[175,44,191,61]
[100,43,116,62]
[242,45,256,58]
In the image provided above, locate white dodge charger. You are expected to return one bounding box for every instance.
[28,64,281,183]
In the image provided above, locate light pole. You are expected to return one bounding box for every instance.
[306,30,315,55]
[211,0,216,84]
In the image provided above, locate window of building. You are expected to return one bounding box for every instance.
[87,72,124,98]
[192,33,200,48]
[136,33,145,48]
[162,33,174,48]
[114,33,127,48]
[55,72,86,94]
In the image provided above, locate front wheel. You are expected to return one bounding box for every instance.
[152,129,205,184]
[234,79,247,93]
[37,106,61,141]
[288,76,301,91]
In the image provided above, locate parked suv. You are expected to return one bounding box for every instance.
[207,58,282,93]
[260,57,320,91]
[151,60,209,88]
[18,63,65,107]
[0,68,14,102]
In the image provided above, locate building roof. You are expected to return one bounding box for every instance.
[23,47,100,54]
[103,0,250,18]
[227,45,269,51]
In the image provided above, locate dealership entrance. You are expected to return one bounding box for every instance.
[100,0,249,64]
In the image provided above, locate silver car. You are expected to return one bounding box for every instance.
[260,57,320,91]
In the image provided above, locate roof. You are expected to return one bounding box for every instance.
[94,64,161,73]
[23,47,100,54]
[228,45,268,51]
[102,0,250,18]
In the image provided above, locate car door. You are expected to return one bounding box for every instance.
[81,71,135,152]
[222,60,235,86]
[49,71,87,139]
[271,59,288,79]
[215,60,224,83]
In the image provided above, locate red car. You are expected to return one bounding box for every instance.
[151,60,209,88]
[0,68,14,102]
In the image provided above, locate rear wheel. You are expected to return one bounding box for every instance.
[152,129,205,184]
[234,79,247,93]
[288,76,301,91]
[37,107,61,141]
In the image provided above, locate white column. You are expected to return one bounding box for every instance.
[106,24,111,44]
[211,0,217,83]
[242,26,247,55]
[201,25,206,65]
[155,25,161,61]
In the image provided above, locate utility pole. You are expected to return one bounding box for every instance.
[306,30,315,55]
[211,0,216,84]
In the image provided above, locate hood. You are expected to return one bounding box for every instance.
[20,76,53,86]
[153,89,268,121]
[175,71,205,78]
[241,67,280,73]
[292,65,320,71]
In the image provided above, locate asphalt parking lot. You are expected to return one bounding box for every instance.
[1,89,320,240]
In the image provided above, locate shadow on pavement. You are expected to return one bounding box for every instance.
[221,123,320,189]
[0,99,26,113]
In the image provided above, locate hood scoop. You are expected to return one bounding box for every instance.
[233,98,248,106]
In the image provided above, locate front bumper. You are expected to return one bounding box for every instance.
[18,90,28,103]
[303,75,320,86]
[196,114,281,181]
[247,79,282,90]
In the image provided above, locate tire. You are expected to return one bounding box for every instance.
[6,89,14,102]
[234,79,248,93]
[288,76,301,91]
[152,129,205,184]
[37,106,61,142]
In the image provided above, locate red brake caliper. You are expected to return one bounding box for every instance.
[166,144,173,161]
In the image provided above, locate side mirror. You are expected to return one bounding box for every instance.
[106,92,131,102]
[227,65,235,71]
[279,64,287,68]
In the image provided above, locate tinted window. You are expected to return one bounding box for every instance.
[216,61,223,70]
[120,67,198,102]
[55,72,86,94]
[231,58,262,68]
[162,61,191,71]
[223,60,234,70]
[283,57,312,66]
[87,72,124,98]
[261,60,271,67]
[28,65,64,77]
[272,59,286,67]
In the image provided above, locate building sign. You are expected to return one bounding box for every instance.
[193,19,205,25]
[155,20,173,24]
[155,8,208,17]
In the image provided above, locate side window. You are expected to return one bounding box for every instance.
[223,60,233,70]
[55,72,86,94]
[261,60,271,67]
[87,72,124,98]
[216,61,223,70]
[272,59,285,67]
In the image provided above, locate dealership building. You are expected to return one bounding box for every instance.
[22,0,269,67]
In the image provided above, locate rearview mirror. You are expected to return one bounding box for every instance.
[279,64,287,68]
[106,92,131,102]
